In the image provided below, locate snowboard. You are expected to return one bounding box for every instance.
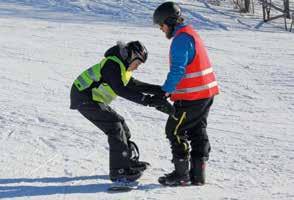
[107,181,139,192]
[107,161,150,192]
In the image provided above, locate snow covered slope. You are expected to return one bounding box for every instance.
[0,1,294,200]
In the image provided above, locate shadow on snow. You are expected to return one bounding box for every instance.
[0,175,160,198]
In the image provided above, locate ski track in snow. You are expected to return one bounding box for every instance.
[0,0,294,200]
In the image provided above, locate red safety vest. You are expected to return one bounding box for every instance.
[170,25,219,101]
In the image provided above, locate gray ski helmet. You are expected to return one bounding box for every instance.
[153,1,181,25]
[127,41,148,63]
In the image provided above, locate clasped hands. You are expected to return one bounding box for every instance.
[143,93,175,116]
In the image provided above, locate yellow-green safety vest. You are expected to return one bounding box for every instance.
[74,56,132,104]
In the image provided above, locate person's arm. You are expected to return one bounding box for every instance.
[101,60,175,115]
[126,77,165,96]
[101,60,146,105]
[162,33,195,93]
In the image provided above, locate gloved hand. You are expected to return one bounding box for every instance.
[154,89,167,98]
[155,102,175,116]
[142,95,166,107]
[142,95,175,116]
[154,89,170,100]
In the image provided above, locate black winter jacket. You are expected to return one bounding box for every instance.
[70,44,163,109]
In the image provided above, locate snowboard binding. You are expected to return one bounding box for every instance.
[128,140,150,171]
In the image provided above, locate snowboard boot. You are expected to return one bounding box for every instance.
[130,159,150,171]
[110,168,142,182]
[190,158,206,185]
[128,140,150,171]
[158,158,190,186]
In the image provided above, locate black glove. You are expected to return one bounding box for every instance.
[154,89,167,98]
[152,89,171,100]
[142,95,175,116]
[142,95,166,107]
[155,102,175,116]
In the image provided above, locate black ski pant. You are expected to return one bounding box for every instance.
[77,103,131,171]
[165,97,213,162]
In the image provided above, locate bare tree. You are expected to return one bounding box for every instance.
[244,0,251,12]
[233,0,252,13]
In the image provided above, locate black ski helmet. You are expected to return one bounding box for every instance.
[153,2,181,26]
[127,41,148,63]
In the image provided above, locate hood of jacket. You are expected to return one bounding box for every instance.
[104,42,131,68]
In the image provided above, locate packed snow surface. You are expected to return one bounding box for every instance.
[0,0,293,199]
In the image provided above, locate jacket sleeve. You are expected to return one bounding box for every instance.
[101,60,146,105]
[126,77,165,96]
[162,33,195,93]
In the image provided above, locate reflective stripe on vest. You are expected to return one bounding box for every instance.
[173,81,218,94]
[74,56,132,104]
[170,25,219,101]
[74,62,102,91]
[92,84,116,104]
[88,67,99,81]
[183,67,213,79]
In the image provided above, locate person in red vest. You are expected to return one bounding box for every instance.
[153,2,220,186]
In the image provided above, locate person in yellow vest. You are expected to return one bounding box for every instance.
[70,41,174,183]
[153,2,220,186]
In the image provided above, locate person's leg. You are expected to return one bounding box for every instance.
[186,98,213,185]
[117,113,150,171]
[165,111,190,161]
[120,119,131,140]
[78,103,141,181]
[158,109,190,186]
[158,98,214,186]
[188,121,210,185]
[188,108,211,159]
